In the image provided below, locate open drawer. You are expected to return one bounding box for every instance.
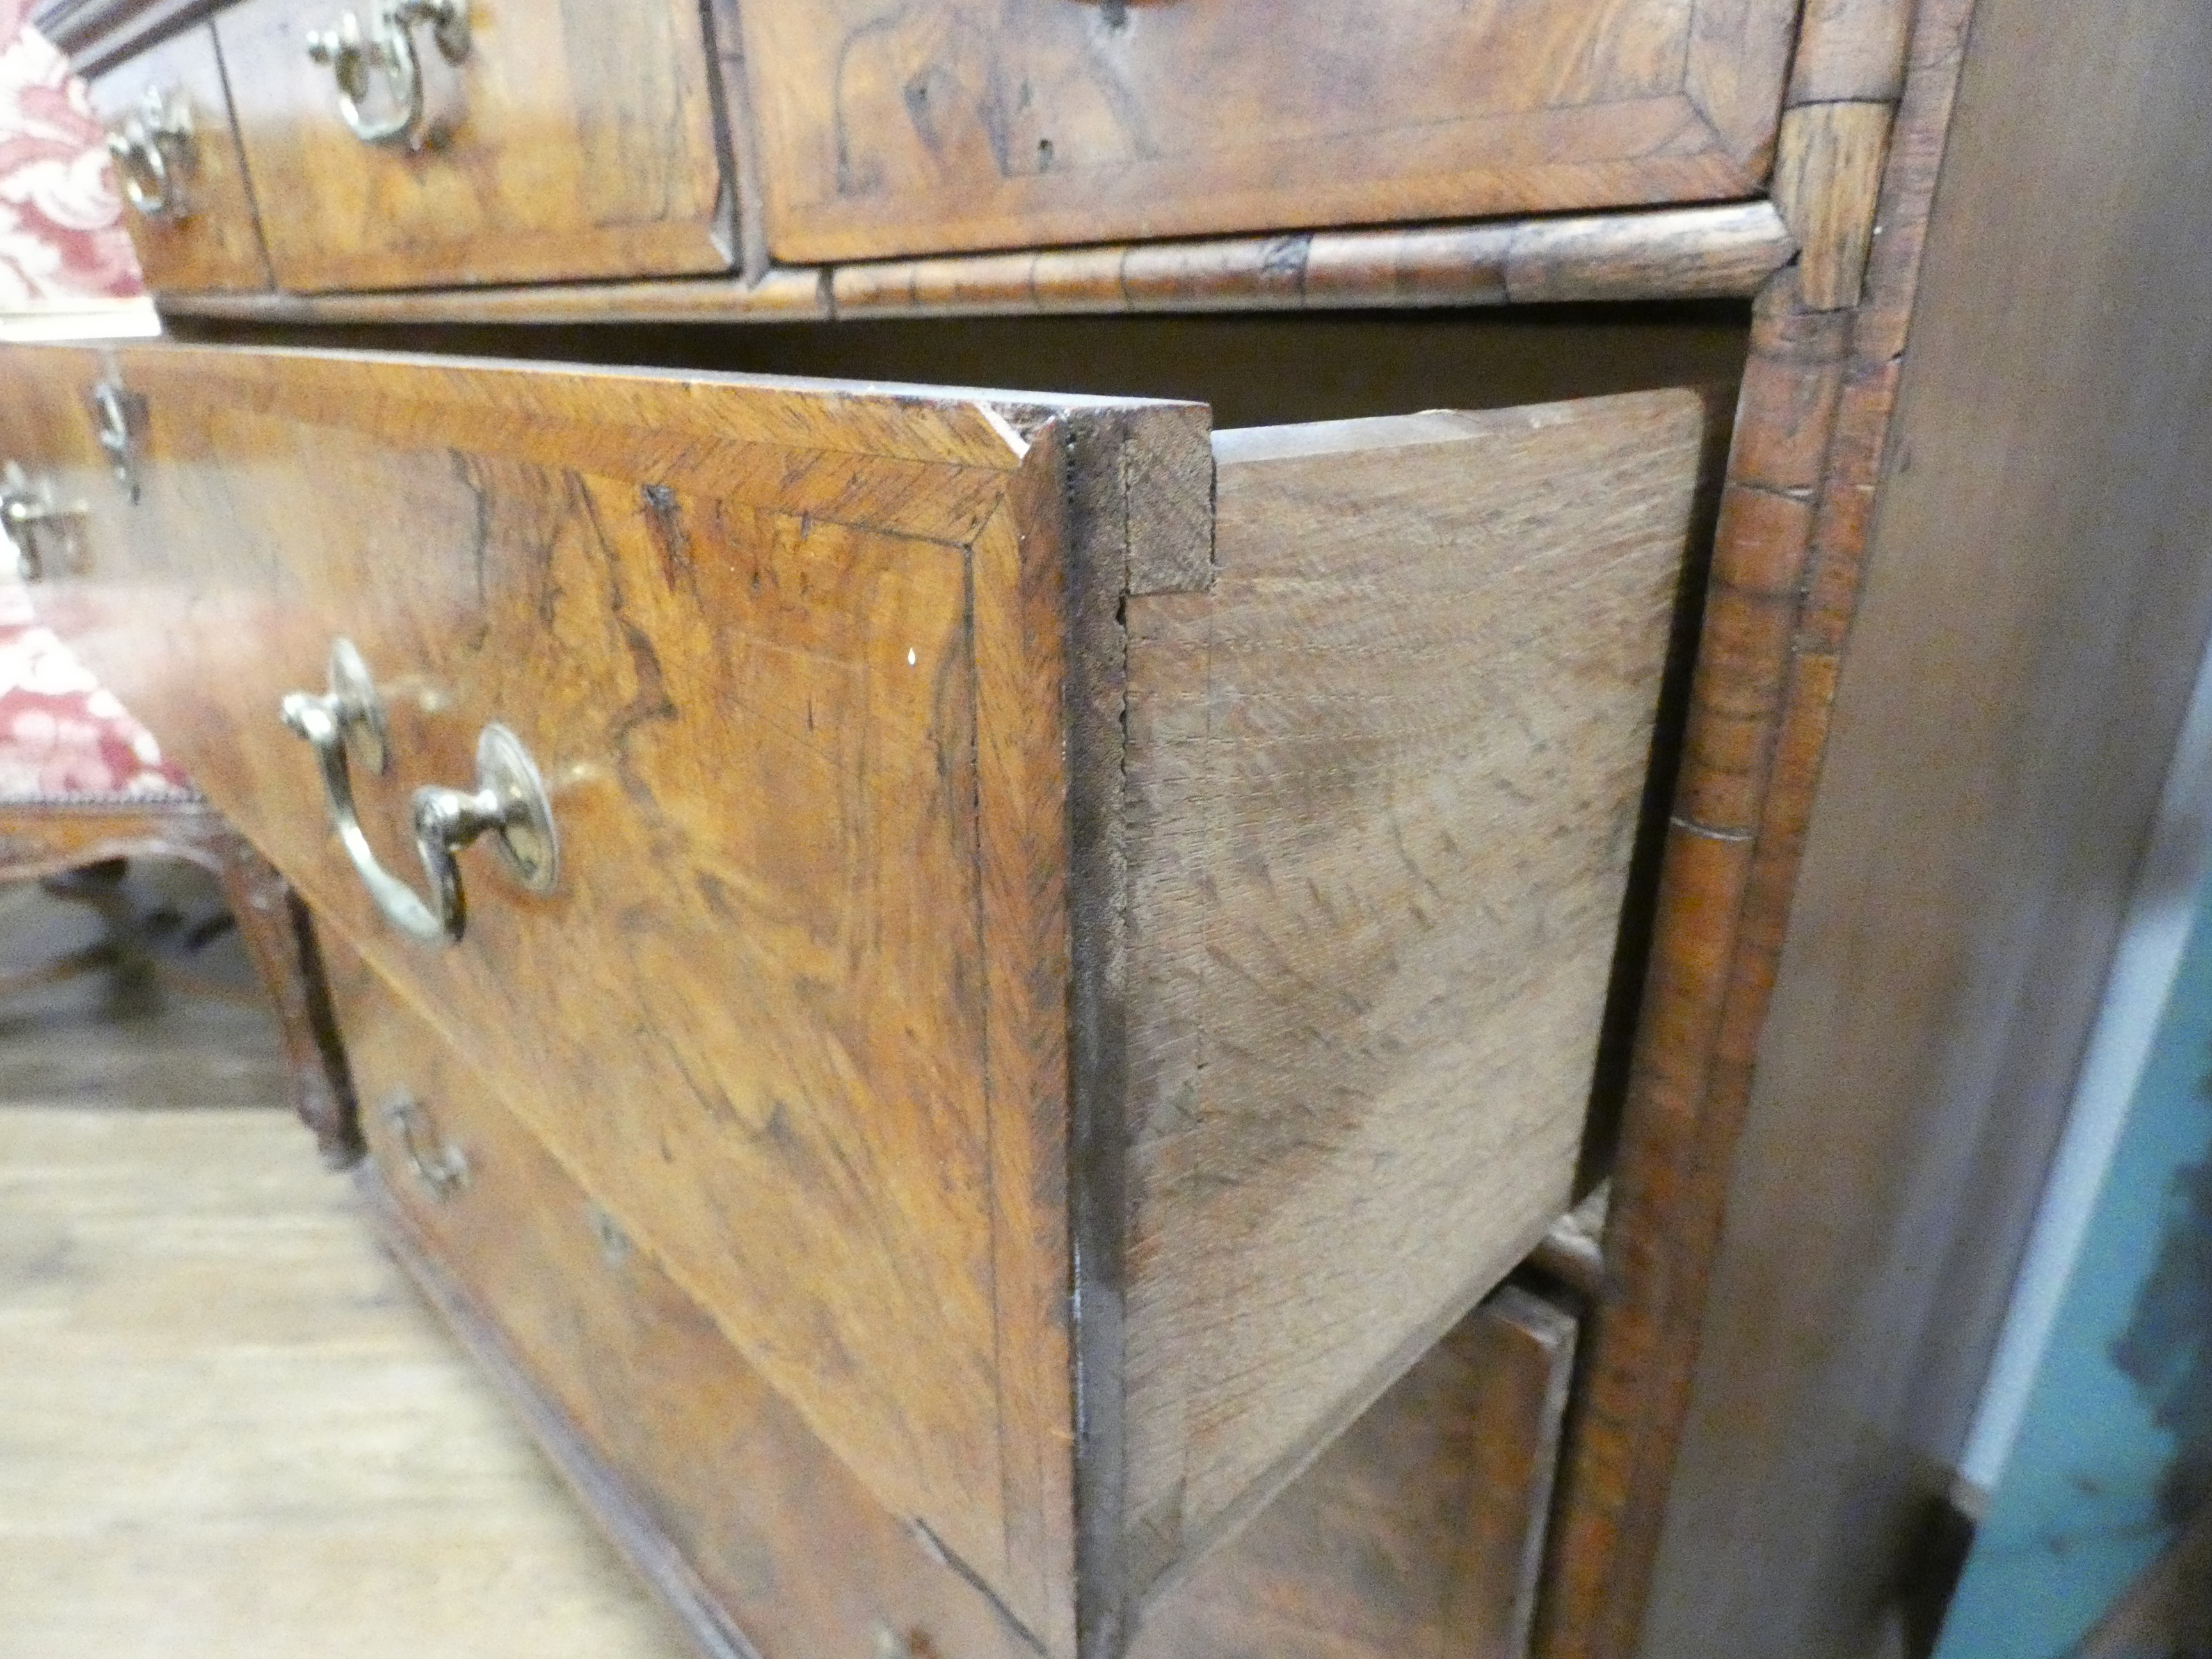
[0,339,1717,1657]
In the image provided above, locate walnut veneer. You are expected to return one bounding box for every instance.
[2,0,2051,1654]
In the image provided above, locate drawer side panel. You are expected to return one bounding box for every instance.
[1119,393,1721,1603]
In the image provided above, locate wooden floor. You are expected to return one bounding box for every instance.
[0,869,694,1659]
[0,865,287,1111]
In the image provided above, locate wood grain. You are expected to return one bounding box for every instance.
[1771,102,1893,311]
[154,202,1793,326]
[1,340,1265,1658]
[700,0,771,284]
[1,337,1729,1650]
[830,206,1796,319]
[1534,282,1862,1659]
[212,0,731,291]
[87,22,271,294]
[1630,0,2212,1649]
[1131,1285,1578,1659]
[1495,207,1794,306]
[1785,0,1915,105]
[2,341,1145,1653]
[0,797,355,1160]
[329,938,1050,1659]
[971,417,1084,1657]
[1115,396,1719,1613]
[1535,0,1984,1652]
[162,268,833,325]
[334,922,1585,1659]
[735,0,1793,263]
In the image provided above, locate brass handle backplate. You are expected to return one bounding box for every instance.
[281,637,557,945]
[305,0,470,150]
[104,84,195,222]
[90,378,148,502]
[0,461,87,581]
[382,1091,469,1198]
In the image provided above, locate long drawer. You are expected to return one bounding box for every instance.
[333,936,1045,1659]
[212,0,732,290]
[0,341,1714,1656]
[335,931,1581,1659]
[739,0,1796,262]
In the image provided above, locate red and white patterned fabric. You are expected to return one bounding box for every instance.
[0,9,183,801]
[0,4,140,304]
[0,577,191,799]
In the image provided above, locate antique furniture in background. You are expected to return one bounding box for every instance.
[0,8,342,1156]
[7,0,2208,1654]
[0,543,351,1163]
[0,4,147,324]
[0,575,351,1160]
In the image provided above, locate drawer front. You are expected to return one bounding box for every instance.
[334,940,1044,1659]
[0,339,1128,1655]
[213,0,730,290]
[89,24,270,293]
[339,934,1576,1659]
[741,0,1795,262]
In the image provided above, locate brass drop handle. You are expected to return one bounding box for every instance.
[280,638,557,945]
[383,1091,469,1198]
[104,85,195,222]
[0,461,87,581]
[287,636,390,771]
[304,0,470,150]
[90,378,147,501]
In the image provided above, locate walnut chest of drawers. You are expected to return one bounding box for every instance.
[1,0,1997,1653]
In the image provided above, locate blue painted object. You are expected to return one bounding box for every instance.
[1937,883,2212,1656]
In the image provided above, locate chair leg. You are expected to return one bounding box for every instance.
[209,833,360,1167]
[38,861,160,1009]
[0,938,123,1001]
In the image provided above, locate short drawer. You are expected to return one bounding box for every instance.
[741,0,1795,262]
[212,0,731,290]
[338,931,1579,1659]
[0,340,1714,1656]
[88,24,270,293]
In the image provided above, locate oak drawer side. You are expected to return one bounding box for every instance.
[1117,392,1719,1606]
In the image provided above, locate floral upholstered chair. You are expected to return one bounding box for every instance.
[0,8,354,1160]
[0,4,147,326]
